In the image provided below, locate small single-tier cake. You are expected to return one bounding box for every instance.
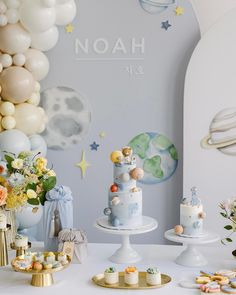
[146,267,161,286]
[104,147,144,227]
[34,252,44,263]
[45,252,55,263]
[0,213,7,229]
[174,187,206,237]
[104,267,119,285]
[15,234,28,247]
[124,266,139,285]
[24,251,33,262]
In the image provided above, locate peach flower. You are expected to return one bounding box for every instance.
[0,185,7,206]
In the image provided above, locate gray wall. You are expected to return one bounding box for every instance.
[39,0,200,244]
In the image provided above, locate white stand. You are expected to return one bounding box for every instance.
[95,216,158,264]
[164,229,220,267]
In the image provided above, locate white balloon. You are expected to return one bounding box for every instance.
[30,26,59,52]
[56,0,70,3]
[41,0,56,8]
[24,49,49,81]
[27,92,40,106]
[1,115,16,129]
[0,1,7,14]
[14,103,44,135]
[0,101,15,115]
[13,53,26,66]
[5,8,19,24]
[34,81,41,92]
[37,123,46,133]
[55,0,76,25]
[0,53,12,67]
[0,129,31,156]
[4,0,20,9]
[19,0,56,33]
[29,134,47,157]
[0,14,7,26]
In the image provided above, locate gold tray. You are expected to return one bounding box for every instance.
[11,252,71,287]
[92,272,171,290]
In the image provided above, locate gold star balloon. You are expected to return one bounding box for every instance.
[175,6,184,16]
[65,23,74,33]
[76,150,90,178]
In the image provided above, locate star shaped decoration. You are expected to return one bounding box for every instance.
[175,6,184,16]
[99,131,106,139]
[65,23,74,33]
[76,150,90,178]
[90,141,100,151]
[161,20,171,31]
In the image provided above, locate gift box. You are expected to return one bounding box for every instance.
[58,228,88,263]
[43,185,73,251]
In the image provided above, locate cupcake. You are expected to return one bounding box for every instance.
[34,252,44,263]
[45,252,55,263]
[43,262,53,270]
[200,282,221,294]
[24,251,33,262]
[57,252,67,264]
[15,234,28,247]
[32,261,43,271]
[104,267,119,285]
[146,267,161,286]
[52,261,62,269]
[124,266,139,285]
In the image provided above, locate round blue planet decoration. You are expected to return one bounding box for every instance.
[128,132,178,184]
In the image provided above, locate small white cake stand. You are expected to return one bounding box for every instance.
[95,216,158,264]
[164,229,220,267]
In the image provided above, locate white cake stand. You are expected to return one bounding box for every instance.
[164,229,220,267]
[95,216,158,264]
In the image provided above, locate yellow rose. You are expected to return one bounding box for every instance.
[27,189,37,199]
[47,170,56,177]
[12,159,24,169]
[36,157,47,171]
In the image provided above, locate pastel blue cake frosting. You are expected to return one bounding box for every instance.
[104,147,144,227]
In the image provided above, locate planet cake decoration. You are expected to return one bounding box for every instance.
[139,0,175,14]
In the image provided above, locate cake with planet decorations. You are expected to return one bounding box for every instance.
[174,187,206,237]
[103,146,144,227]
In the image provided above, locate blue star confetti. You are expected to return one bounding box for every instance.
[161,20,171,31]
[90,141,100,151]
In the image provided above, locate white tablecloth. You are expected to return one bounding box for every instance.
[0,242,235,295]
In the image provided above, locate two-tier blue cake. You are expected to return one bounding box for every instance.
[104,146,144,227]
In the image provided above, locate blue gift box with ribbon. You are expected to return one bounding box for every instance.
[43,185,73,251]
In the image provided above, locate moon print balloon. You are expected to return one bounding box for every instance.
[40,86,92,150]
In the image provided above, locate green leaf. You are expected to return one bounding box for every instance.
[42,176,56,191]
[224,225,233,230]
[26,183,37,191]
[4,155,14,165]
[226,238,233,242]
[27,198,40,206]
[39,191,46,206]
[220,212,227,218]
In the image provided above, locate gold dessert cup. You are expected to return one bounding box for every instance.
[11,252,71,287]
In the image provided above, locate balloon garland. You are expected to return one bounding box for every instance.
[0,0,77,156]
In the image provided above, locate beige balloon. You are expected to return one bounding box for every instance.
[0,23,31,54]
[13,103,43,135]
[1,115,16,129]
[0,66,35,103]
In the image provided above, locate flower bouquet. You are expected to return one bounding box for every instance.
[0,151,57,210]
[219,198,236,244]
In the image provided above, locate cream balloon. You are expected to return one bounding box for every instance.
[0,1,7,14]
[0,14,7,27]
[0,53,12,67]
[14,103,43,135]
[34,81,41,92]
[24,49,49,81]
[30,26,59,52]
[0,129,31,156]
[1,115,16,129]
[0,66,35,103]
[0,23,31,54]
[5,8,19,24]
[27,92,40,106]
[56,0,70,3]
[19,0,56,33]
[13,53,26,66]
[4,0,20,9]
[0,63,2,73]
[41,0,56,8]
[0,101,15,115]
[55,0,76,25]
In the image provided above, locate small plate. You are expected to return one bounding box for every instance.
[92,272,171,289]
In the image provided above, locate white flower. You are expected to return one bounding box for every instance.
[27,189,37,199]
[11,159,24,170]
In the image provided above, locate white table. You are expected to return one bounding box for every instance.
[0,242,235,295]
